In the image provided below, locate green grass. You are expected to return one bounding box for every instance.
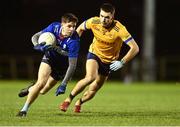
[0,80,180,126]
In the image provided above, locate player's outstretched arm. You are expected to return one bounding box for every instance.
[62,57,77,84]
[55,57,77,96]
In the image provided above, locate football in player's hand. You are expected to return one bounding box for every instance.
[38,32,56,46]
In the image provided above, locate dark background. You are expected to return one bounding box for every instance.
[0,0,179,80]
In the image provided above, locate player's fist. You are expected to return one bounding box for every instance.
[110,60,124,71]
[55,83,67,96]
[33,42,52,52]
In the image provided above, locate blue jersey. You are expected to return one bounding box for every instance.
[42,22,80,58]
[40,22,80,80]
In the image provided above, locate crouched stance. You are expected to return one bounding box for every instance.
[17,13,80,117]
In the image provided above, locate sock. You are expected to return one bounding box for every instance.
[79,98,84,105]
[21,102,30,112]
[69,93,75,100]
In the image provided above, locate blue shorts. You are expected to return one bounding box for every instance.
[41,51,68,81]
[87,52,110,76]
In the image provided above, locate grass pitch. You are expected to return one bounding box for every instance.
[0,80,180,126]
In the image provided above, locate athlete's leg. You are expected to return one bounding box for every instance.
[60,59,98,111]
[18,62,51,115]
[64,59,98,103]
[75,75,108,105]
[40,76,58,94]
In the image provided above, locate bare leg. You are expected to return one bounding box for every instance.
[20,63,51,112]
[73,74,107,113]
[60,59,99,112]
[40,76,58,94]
[64,59,98,103]
[75,74,107,105]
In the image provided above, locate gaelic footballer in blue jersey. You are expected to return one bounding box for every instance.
[17,13,80,117]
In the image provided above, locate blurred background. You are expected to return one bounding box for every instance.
[0,0,179,82]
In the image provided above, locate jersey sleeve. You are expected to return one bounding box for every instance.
[41,22,60,33]
[120,26,133,44]
[84,17,94,30]
[68,40,80,58]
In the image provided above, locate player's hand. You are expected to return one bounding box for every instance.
[55,83,67,96]
[110,60,124,71]
[33,42,53,52]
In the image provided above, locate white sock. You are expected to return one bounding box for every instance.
[21,102,30,112]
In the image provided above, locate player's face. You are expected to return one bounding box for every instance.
[61,22,76,37]
[99,10,114,28]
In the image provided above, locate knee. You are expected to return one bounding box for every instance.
[34,82,44,90]
[84,75,96,83]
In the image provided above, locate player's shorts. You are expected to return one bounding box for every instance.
[87,52,110,76]
[41,52,68,81]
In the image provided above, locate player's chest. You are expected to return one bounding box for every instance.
[92,26,117,42]
[56,36,71,50]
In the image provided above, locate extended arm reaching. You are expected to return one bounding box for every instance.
[55,57,77,96]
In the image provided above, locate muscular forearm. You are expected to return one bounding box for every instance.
[122,47,139,64]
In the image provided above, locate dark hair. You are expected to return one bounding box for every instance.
[61,13,78,23]
[100,3,115,14]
